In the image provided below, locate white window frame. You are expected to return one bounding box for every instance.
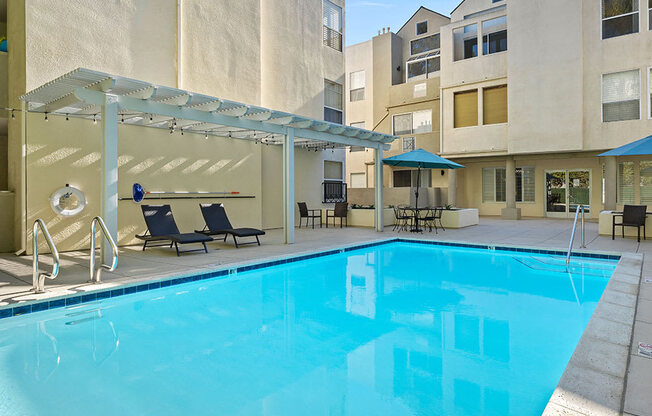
[601,0,640,40]
[416,20,428,35]
[405,52,440,83]
[349,70,365,102]
[391,110,432,135]
[324,79,343,124]
[649,0,652,30]
[409,33,440,56]
[349,172,366,188]
[453,23,479,62]
[482,166,535,203]
[323,160,344,182]
[600,69,641,123]
[481,15,507,56]
[649,66,652,119]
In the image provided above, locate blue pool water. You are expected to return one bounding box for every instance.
[0,242,616,416]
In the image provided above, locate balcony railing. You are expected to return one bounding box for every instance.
[323,181,347,203]
[323,26,342,51]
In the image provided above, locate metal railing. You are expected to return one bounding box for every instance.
[89,216,118,284]
[323,181,347,203]
[32,219,60,293]
[566,205,586,264]
[323,26,342,51]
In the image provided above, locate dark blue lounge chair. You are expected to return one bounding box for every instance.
[136,204,213,256]
[195,204,265,248]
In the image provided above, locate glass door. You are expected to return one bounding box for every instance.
[545,170,591,217]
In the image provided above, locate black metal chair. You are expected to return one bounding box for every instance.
[421,208,437,233]
[434,207,445,231]
[393,206,412,232]
[612,205,647,242]
[298,202,322,228]
[326,202,348,228]
[195,204,265,248]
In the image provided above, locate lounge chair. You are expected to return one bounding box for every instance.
[136,204,213,256]
[195,203,265,248]
[298,202,322,228]
[612,205,647,242]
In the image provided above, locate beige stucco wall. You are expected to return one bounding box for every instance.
[450,0,503,22]
[396,7,449,69]
[7,0,346,253]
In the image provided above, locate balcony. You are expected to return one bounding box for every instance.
[323,181,347,203]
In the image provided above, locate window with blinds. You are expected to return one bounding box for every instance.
[453,24,478,61]
[602,0,639,39]
[640,161,652,204]
[602,70,640,122]
[482,16,507,55]
[324,79,343,124]
[482,166,534,202]
[324,160,343,180]
[349,70,365,102]
[454,90,478,128]
[350,173,366,188]
[483,85,508,124]
[323,0,342,51]
[617,161,634,204]
[392,110,432,135]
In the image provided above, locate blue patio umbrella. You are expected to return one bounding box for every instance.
[598,134,652,156]
[383,148,464,210]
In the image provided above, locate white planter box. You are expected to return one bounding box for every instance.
[440,208,479,229]
[347,208,395,228]
[598,210,652,238]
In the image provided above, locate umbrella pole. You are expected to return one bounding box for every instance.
[413,166,422,232]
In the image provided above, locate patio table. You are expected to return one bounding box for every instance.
[405,207,428,233]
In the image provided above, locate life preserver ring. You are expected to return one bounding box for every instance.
[50,185,86,217]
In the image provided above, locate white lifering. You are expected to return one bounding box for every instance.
[50,185,87,217]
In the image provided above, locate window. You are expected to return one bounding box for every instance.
[323,0,343,51]
[649,68,652,117]
[454,90,478,128]
[482,16,507,54]
[602,0,639,39]
[414,83,427,98]
[349,122,366,152]
[410,33,440,55]
[617,161,634,204]
[324,79,343,124]
[602,69,640,122]
[393,170,411,187]
[640,161,652,203]
[406,53,440,81]
[402,137,415,152]
[349,70,365,102]
[482,167,535,202]
[483,85,508,124]
[392,110,432,135]
[416,21,428,35]
[453,24,478,61]
[649,0,652,30]
[350,173,366,188]
[324,160,343,180]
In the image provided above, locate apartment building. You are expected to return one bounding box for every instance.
[346,0,652,219]
[0,0,347,253]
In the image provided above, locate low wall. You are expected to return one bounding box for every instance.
[598,210,652,238]
[0,191,14,252]
[347,208,394,228]
[440,208,479,229]
[348,187,448,208]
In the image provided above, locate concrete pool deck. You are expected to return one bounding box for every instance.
[0,216,650,415]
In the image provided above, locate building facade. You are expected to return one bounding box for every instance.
[346,0,652,219]
[0,0,347,253]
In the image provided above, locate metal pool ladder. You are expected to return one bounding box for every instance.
[566,205,586,264]
[89,216,118,284]
[32,219,60,293]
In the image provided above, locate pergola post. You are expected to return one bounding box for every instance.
[501,156,521,220]
[374,147,384,232]
[101,94,119,263]
[604,156,617,210]
[283,127,295,244]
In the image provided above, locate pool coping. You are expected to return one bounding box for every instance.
[0,237,622,320]
[542,251,642,416]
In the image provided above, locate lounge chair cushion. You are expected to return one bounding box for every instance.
[168,233,214,244]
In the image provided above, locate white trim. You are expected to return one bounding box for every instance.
[600,0,641,40]
[405,55,441,83]
[480,15,507,56]
[452,22,479,62]
[600,68,642,123]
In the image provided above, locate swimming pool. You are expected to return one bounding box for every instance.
[0,241,617,415]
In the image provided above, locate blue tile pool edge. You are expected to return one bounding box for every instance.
[0,238,621,320]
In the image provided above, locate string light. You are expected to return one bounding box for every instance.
[121,115,124,123]
[44,112,48,122]
[204,132,209,139]
[93,114,97,124]
[149,114,153,122]
[180,128,184,136]
[65,114,69,121]
[228,131,232,138]
[11,109,15,120]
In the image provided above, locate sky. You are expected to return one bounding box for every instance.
[345,0,461,46]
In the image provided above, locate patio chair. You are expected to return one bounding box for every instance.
[393,206,412,232]
[298,202,322,229]
[326,202,348,228]
[421,208,437,233]
[612,205,647,242]
[195,203,265,248]
[136,204,213,256]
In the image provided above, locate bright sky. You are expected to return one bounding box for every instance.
[345,0,461,46]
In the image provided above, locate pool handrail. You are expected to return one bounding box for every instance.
[32,219,60,293]
[566,205,586,264]
[89,216,118,283]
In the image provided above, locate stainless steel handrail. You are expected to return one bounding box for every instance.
[89,216,118,283]
[566,205,586,264]
[32,219,60,293]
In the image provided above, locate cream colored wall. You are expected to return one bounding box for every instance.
[396,8,449,68]
[450,0,503,22]
[581,1,652,151]
[9,0,346,252]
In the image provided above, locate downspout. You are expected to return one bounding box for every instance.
[177,0,183,89]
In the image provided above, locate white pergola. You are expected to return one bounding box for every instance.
[20,68,395,259]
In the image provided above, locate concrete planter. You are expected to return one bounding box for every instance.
[347,208,395,228]
[598,210,652,238]
[440,208,479,229]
